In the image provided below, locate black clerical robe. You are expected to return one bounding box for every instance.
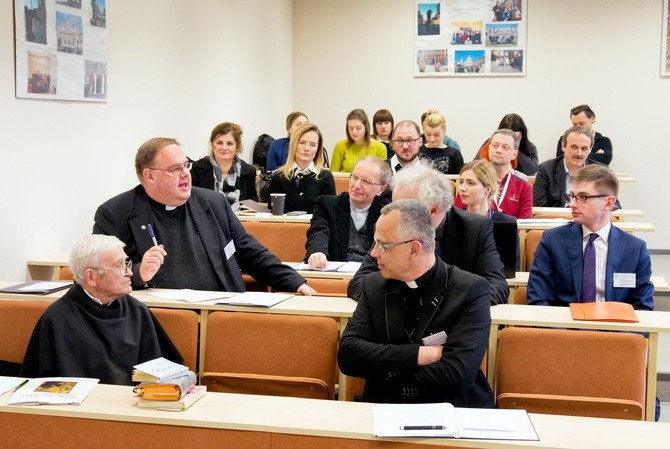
[20,283,182,385]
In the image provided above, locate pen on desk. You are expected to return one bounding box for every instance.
[147,223,159,246]
[12,379,29,392]
[400,425,446,430]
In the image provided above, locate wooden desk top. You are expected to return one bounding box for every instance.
[531,207,643,219]
[0,282,358,319]
[236,212,312,223]
[490,303,670,333]
[1,382,668,448]
[517,219,654,232]
[507,272,670,292]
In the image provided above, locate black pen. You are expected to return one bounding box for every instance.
[400,425,446,430]
[12,379,29,392]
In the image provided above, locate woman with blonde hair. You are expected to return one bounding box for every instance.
[456,159,519,269]
[419,109,464,174]
[264,123,335,213]
[330,108,387,172]
[191,121,257,208]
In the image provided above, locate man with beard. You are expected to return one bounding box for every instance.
[386,120,426,174]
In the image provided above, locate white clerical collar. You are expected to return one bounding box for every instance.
[350,200,371,214]
[405,280,418,289]
[83,288,116,306]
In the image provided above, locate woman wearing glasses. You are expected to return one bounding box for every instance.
[191,122,258,209]
[263,123,335,213]
[330,109,387,173]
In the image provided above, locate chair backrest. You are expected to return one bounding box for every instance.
[304,277,349,296]
[513,286,527,304]
[149,308,199,373]
[495,327,646,420]
[201,311,339,399]
[524,229,544,271]
[0,301,49,365]
[241,221,309,262]
[59,266,74,281]
[333,175,350,195]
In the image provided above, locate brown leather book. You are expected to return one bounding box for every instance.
[569,302,639,323]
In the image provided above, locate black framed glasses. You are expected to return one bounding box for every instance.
[392,137,421,147]
[564,193,608,204]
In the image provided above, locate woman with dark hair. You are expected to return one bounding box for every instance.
[190,122,257,209]
[264,123,335,213]
[475,113,539,176]
[330,109,387,172]
[372,109,395,159]
[266,111,309,171]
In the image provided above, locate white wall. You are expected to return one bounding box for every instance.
[293,0,670,250]
[0,0,293,280]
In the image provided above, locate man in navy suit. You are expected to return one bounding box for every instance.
[528,164,653,310]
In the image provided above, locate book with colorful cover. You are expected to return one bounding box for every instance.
[136,385,206,411]
[8,377,99,406]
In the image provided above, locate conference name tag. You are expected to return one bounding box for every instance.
[613,273,636,288]
[421,331,447,346]
[224,240,236,260]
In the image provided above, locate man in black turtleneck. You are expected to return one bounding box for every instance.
[338,199,493,407]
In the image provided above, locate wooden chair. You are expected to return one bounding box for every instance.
[149,308,199,373]
[0,301,49,375]
[58,266,74,281]
[333,175,350,195]
[201,311,339,399]
[513,286,527,304]
[495,327,646,420]
[304,277,349,296]
[523,229,543,271]
[241,221,309,262]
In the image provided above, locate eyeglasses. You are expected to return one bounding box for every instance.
[564,193,608,204]
[349,173,383,187]
[373,239,418,253]
[392,137,421,147]
[148,161,192,176]
[297,140,319,150]
[95,260,132,275]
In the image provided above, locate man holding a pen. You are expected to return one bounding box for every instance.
[93,137,315,295]
[338,199,494,406]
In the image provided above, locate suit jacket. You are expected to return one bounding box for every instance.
[491,210,520,271]
[304,192,388,262]
[93,185,306,292]
[338,261,494,407]
[527,222,654,310]
[533,156,620,209]
[348,207,508,305]
[190,156,258,202]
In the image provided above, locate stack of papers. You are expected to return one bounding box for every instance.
[147,289,234,303]
[8,377,99,406]
[216,292,293,308]
[0,281,72,295]
[372,403,538,440]
[292,261,361,273]
[132,357,189,383]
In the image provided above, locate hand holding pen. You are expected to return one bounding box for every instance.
[139,223,166,283]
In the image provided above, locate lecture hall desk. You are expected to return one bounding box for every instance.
[1,381,669,449]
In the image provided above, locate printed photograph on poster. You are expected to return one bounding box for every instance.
[15,0,109,101]
[490,0,522,22]
[417,49,447,73]
[56,11,83,54]
[27,51,57,95]
[486,23,518,46]
[490,50,522,73]
[85,60,107,99]
[24,0,47,44]
[663,0,670,76]
[455,50,484,74]
[417,3,440,36]
[90,0,107,28]
[56,0,82,9]
[414,0,526,77]
[450,22,482,45]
